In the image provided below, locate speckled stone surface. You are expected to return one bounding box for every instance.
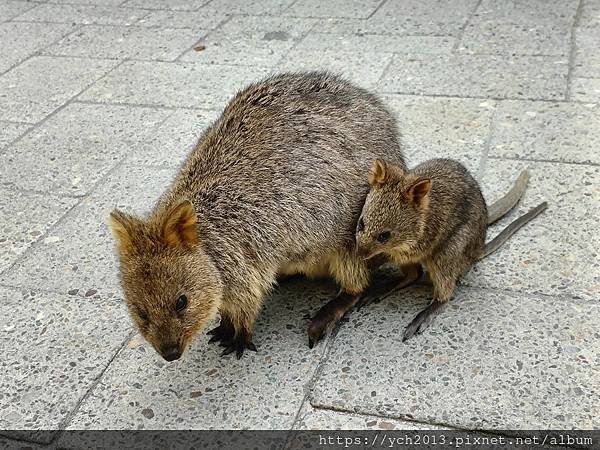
[574,26,600,78]
[121,0,211,10]
[43,25,200,61]
[126,109,220,167]
[310,286,600,430]
[283,0,383,19]
[0,56,118,123]
[295,32,454,55]
[180,16,317,66]
[0,22,77,74]
[378,53,569,100]
[464,160,600,301]
[571,77,600,102]
[0,286,132,443]
[0,1,37,22]
[65,279,335,430]
[79,61,273,109]
[458,22,570,56]
[0,103,170,195]
[294,403,445,430]
[0,164,176,295]
[14,3,149,26]
[281,48,393,90]
[0,122,29,150]
[136,8,227,31]
[0,188,77,274]
[488,101,600,164]
[380,95,493,176]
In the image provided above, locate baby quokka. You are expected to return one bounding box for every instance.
[356,158,547,341]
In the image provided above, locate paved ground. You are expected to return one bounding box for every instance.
[0,0,599,446]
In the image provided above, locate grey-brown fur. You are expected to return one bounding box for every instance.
[356,158,547,341]
[108,72,405,360]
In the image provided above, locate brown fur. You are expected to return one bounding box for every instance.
[109,72,405,360]
[356,158,546,340]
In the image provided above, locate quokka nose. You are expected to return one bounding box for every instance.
[162,346,182,362]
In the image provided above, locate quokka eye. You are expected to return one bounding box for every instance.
[175,294,188,313]
[137,308,149,323]
[377,231,391,243]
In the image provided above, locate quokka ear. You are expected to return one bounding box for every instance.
[369,159,389,186]
[406,178,432,207]
[161,200,198,247]
[108,209,139,256]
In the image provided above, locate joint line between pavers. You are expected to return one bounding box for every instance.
[0,97,174,281]
[488,155,600,168]
[477,99,499,182]
[366,0,389,20]
[451,0,483,53]
[1,1,38,24]
[275,18,321,69]
[173,14,233,62]
[0,58,126,159]
[565,0,585,101]
[0,23,84,78]
[53,330,137,440]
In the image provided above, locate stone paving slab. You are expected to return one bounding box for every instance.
[380,95,493,176]
[574,26,600,78]
[43,25,200,61]
[207,0,297,15]
[0,286,132,443]
[313,17,461,36]
[126,108,220,167]
[0,0,36,22]
[378,53,569,101]
[0,188,77,275]
[310,286,599,430]
[464,159,599,301]
[0,56,119,123]
[0,164,176,296]
[294,403,444,430]
[14,3,149,26]
[64,278,333,430]
[136,8,227,31]
[0,103,170,196]
[472,0,579,24]
[79,60,273,109]
[371,0,477,35]
[579,0,600,28]
[488,101,600,164]
[571,77,600,103]
[0,21,78,74]
[121,0,213,11]
[295,32,454,55]
[280,49,393,90]
[458,22,570,56]
[181,16,317,66]
[0,121,30,150]
[50,0,136,6]
[283,0,383,19]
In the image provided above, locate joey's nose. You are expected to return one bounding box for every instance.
[162,346,182,362]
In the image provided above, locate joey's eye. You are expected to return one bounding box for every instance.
[137,308,149,323]
[377,231,391,243]
[356,217,365,232]
[175,294,188,313]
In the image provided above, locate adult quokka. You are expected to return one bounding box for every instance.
[109,72,405,360]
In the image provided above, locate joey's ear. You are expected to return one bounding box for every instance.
[406,178,432,207]
[108,209,139,256]
[369,159,389,186]
[161,200,198,247]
